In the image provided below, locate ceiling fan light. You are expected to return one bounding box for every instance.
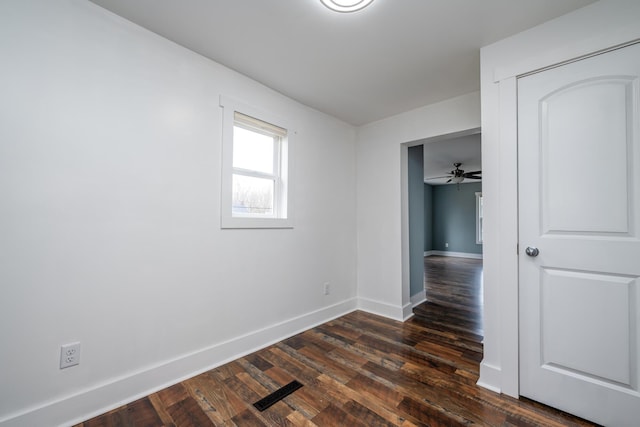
[320,0,374,13]
[451,176,464,184]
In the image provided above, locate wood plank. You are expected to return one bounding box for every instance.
[154,383,190,408]
[286,411,317,426]
[231,409,266,427]
[81,397,164,427]
[397,396,472,427]
[184,372,248,422]
[311,403,369,427]
[165,396,214,427]
[148,393,177,427]
[279,340,359,384]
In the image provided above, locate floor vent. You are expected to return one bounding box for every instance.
[253,380,303,412]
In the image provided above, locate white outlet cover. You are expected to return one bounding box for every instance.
[60,342,81,369]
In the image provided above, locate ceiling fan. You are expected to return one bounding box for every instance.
[425,163,481,184]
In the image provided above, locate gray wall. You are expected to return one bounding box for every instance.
[426,182,482,254]
[424,184,433,252]
[408,145,425,297]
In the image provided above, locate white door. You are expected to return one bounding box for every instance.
[518,42,640,426]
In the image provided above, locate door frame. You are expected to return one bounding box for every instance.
[481,24,640,397]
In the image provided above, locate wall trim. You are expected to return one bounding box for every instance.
[402,292,427,321]
[477,362,503,394]
[424,250,483,259]
[1,299,358,427]
[357,297,405,321]
[410,290,426,308]
[402,302,414,321]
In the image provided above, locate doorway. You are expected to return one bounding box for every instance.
[407,132,482,301]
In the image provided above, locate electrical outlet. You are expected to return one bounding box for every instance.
[445,242,449,248]
[323,282,331,295]
[60,342,81,369]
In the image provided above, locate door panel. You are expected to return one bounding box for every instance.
[541,268,634,386]
[541,78,633,235]
[518,42,640,426]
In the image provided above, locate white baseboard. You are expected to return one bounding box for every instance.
[424,250,483,259]
[477,361,502,394]
[357,297,405,321]
[402,302,414,321]
[1,299,358,427]
[410,290,426,308]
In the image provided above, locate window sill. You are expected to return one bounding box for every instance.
[221,216,294,229]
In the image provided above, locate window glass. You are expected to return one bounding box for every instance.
[232,126,275,174]
[232,174,274,215]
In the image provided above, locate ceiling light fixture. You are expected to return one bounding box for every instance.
[320,0,374,13]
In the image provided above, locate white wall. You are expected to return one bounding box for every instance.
[480,0,640,396]
[355,92,480,320]
[0,1,357,425]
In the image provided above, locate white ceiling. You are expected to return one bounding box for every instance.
[89,0,595,126]
[423,134,481,185]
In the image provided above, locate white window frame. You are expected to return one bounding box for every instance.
[220,96,294,229]
[475,191,483,244]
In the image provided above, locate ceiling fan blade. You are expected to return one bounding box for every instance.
[464,171,481,175]
[425,175,452,180]
[446,178,452,183]
[465,176,482,179]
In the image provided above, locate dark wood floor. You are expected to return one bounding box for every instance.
[76,256,597,426]
[414,255,483,336]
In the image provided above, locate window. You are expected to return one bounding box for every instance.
[231,113,285,217]
[475,192,483,244]
[220,97,293,228]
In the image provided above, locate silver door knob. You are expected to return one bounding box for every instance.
[525,247,539,257]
